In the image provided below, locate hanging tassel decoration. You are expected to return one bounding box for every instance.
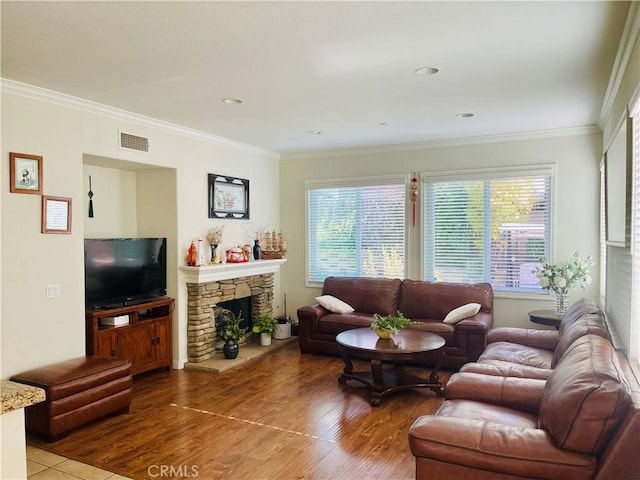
[88,175,94,218]
[410,172,418,227]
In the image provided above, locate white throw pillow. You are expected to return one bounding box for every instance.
[443,303,481,324]
[315,295,355,314]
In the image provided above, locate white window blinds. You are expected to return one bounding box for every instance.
[306,177,406,283]
[423,168,552,293]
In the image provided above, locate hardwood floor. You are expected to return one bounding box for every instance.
[28,342,450,480]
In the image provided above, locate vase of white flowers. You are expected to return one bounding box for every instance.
[554,291,569,318]
[534,252,594,316]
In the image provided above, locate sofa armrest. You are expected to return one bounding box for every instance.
[297,303,328,322]
[487,327,559,350]
[297,303,329,335]
[409,416,597,478]
[445,372,545,414]
[455,312,493,361]
[297,303,330,353]
[456,312,493,333]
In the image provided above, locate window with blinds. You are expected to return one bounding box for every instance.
[306,177,406,284]
[423,168,552,293]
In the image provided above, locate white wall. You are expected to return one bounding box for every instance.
[2,94,86,377]
[83,164,138,238]
[280,132,602,329]
[1,88,280,377]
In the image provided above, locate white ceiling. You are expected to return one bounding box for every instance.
[0,1,631,156]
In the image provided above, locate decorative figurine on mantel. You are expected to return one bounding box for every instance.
[260,230,287,259]
[226,246,249,263]
[187,241,197,266]
[206,225,225,264]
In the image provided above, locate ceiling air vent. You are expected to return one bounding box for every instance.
[120,131,149,152]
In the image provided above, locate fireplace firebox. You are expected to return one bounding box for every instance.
[215,297,252,332]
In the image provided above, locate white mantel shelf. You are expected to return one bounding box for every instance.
[179,259,287,284]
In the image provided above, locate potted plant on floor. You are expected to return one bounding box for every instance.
[252,313,279,346]
[273,315,292,339]
[219,311,247,359]
[370,311,420,338]
[274,293,292,339]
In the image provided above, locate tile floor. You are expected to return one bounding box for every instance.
[26,446,132,480]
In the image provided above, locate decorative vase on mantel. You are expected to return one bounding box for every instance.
[554,290,569,317]
[210,244,218,263]
[253,240,261,261]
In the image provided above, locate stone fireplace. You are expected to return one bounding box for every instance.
[180,260,286,363]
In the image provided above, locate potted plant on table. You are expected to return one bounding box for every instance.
[370,311,420,338]
[219,311,247,359]
[252,313,279,346]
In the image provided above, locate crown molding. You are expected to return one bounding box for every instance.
[281,125,601,161]
[0,77,604,162]
[598,1,640,128]
[0,78,279,159]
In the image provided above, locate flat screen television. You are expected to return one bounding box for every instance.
[84,237,167,309]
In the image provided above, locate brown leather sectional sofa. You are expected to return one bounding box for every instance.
[297,276,494,368]
[409,299,640,479]
[460,298,609,379]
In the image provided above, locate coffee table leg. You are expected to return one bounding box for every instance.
[370,358,385,406]
[428,350,445,396]
[338,352,353,385]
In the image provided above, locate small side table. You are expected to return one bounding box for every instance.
[528,310,561,330]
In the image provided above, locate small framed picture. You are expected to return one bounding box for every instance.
[42,195,72,234]
[10,152,43,194]
[208,174,250,219]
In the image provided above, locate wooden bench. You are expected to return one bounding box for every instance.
[10,356,132,441]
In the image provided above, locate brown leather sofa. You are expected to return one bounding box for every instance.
[11,356,132,441]
[297,277,494,368]
[460,297,609,379]
[409,333,640,479]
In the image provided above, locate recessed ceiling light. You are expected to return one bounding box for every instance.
[222,98,243,104]
[414,66,439,76]
[306,130,322,135]
[456,113,475,118]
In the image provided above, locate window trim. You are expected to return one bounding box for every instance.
[305,174,410,288]
[630,102,640,375]
[420,164,556,298]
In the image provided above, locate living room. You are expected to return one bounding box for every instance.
[1,1,639,479]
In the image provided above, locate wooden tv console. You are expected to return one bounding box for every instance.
[86,297,174,375]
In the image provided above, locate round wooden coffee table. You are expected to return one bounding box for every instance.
[336,328,446,406]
